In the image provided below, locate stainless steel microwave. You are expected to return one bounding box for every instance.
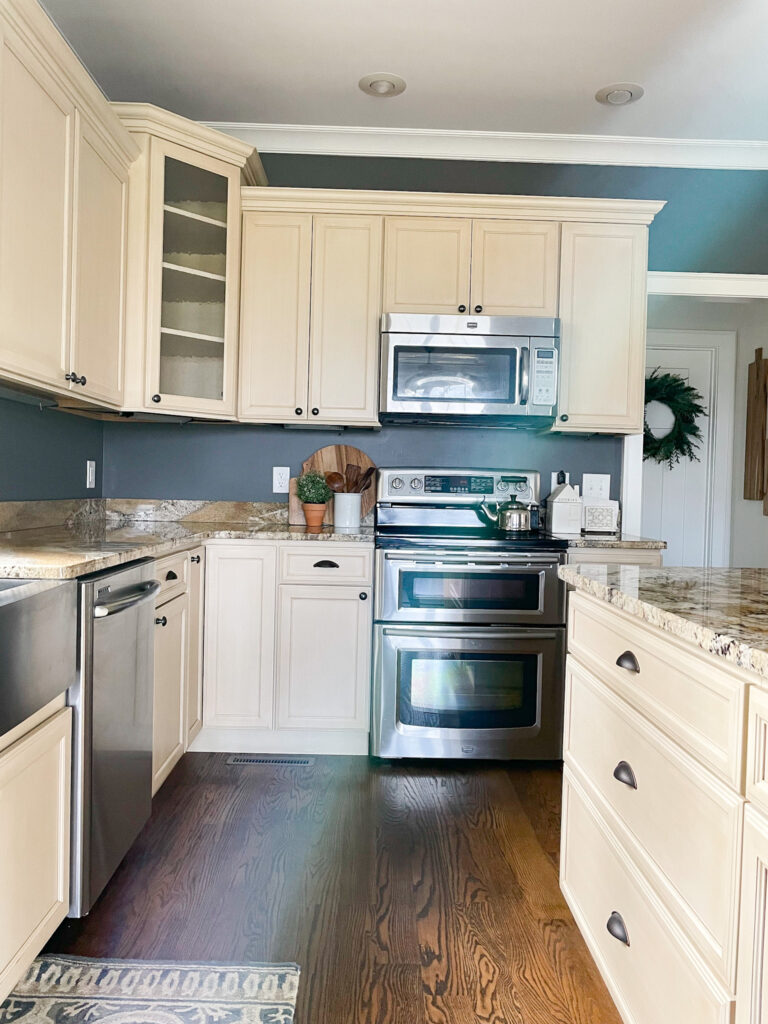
[380,313,559,424]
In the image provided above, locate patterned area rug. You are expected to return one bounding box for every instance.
[0,955,300,1024]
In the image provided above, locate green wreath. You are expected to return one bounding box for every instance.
[643,369,707,468]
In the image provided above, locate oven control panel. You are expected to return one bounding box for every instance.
[378,468,540,505]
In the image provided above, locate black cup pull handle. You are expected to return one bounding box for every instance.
[165,570,178,581]
[313,559,339,569]
[613,760,638,789]
[616,650,640,674]
[606,911,630,946]
[155,616,167,627]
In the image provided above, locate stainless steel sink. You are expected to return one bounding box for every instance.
[0,577,77,734]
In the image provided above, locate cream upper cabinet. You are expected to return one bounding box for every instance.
[0,20,73,391]
[0,708,71,1003]
[469,220,559,316]
[203,543,277,730]
[276,584,372,732]
[69,113,129,408]
[556,222,649,434]
[152,591,188,795]
[383,216,472,314]
[238,212,312,422]
[308,215,382,425]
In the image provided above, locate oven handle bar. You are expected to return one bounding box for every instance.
[382,551,561,566]
[380,624,562,640]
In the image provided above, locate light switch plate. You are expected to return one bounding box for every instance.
[272,466,290,493]
[583,473,611,500]
[86,460,96,489]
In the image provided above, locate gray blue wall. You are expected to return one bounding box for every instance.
[0,396,103,499]
[5,154,768,500]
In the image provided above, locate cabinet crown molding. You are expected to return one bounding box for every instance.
[240,187,665,224]
[1,0,139,166]
[112,103,267,183]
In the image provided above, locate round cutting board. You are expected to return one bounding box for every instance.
[301,445,377,521]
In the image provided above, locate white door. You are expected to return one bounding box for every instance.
[642,330,735,567]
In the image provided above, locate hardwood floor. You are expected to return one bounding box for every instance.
[47,754,620,1024]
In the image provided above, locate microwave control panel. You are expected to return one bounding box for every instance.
[531,347,558,408]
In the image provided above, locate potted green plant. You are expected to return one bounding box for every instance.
[296,470,332,529]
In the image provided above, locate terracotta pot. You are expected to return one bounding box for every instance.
[302,502,326,529]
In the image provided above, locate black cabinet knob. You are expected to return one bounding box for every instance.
[79,376,87,386]
[65,372,75,381]
[311,408,319,416]
[613,761,638,789]
[359,592,368,600]
[616,650,640,674]
[458,305,467,313]
[295,407,303,415]
[560,414,569,422]
[474,305,483,313]
[152,394,161,403]
[190,555,201,564]
[155,616,167,627]
[606,911,630,946]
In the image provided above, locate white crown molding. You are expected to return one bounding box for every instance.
[241,186,665,225]
[647,272,768,298]
[206,121,768,171]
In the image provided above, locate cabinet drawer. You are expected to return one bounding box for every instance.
[568,592,746,787]
[278,543,373,585]
[565,660,743,987]
[561,768,733,1024]
[155,551,189,604]
[746,685,768,818]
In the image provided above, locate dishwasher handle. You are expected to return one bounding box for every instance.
[93,580,161,618]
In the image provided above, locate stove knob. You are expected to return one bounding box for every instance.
[514,481,527,493]
[497,480,509,492]
[391,477,404,491]
[410,478,423,490]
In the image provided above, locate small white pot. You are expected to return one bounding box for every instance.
[334,492,362,529]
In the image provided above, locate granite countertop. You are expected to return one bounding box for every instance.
[557,532,666,550]
[0,521,375,580]
[560,563,768,680]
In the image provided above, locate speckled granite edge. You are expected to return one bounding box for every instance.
[561,534,666,550]
[560,564,768,681]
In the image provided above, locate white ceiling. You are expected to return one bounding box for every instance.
[43,0,768,142]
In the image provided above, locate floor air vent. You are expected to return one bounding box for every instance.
[226,755,315,766]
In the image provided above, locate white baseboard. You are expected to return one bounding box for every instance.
[189,726,369,756]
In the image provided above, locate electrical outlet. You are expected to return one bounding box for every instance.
[272,466,290,493]
[550,470,570,492]
[86,460,96,489]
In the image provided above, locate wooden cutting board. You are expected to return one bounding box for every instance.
[289,445,377,525]
[744,347,768,502]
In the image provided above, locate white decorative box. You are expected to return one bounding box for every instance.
[547,483,583,535]
[582,499,619,533]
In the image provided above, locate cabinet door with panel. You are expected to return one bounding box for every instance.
[152,593,187,795]
[144,140,241,418]
[736,806,768,1024]
[469,220,559,316]
[556,222,648,434]
[0,708,71,1002]
[383,217,472,314]
[69,114,128,407]
[239,212,312,422]
[204,543,277,729]
[0,22,73,392]
[185,547,205,746]
[277,584,371,731]
[308,215,382,425]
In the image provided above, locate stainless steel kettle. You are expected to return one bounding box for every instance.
[476,497,531,532]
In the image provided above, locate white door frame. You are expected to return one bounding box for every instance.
[621,272,768,536]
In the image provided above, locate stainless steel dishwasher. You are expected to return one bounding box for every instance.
[69,558,160,917]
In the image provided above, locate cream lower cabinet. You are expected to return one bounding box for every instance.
[185,546,205,746]
[200,541,373,754]
[556,222,649,434]
[152,590,188,795]
[736,806,768,1024]
[0,707,71,1002]
[239,212,382,426]
[277,585,371,731]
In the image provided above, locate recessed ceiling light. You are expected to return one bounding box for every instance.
[595,83,644,106]
[358,73,406,98]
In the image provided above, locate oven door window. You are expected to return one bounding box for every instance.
[399,570,542,612]
[393,346,518,404]
[398,650,538,730]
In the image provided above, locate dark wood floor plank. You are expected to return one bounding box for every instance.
[46,753,621,1024]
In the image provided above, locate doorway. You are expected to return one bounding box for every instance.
[642,330,735,567]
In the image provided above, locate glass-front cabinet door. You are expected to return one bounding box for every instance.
[145,140,241,417]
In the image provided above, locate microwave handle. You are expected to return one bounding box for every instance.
[519,346,530,406]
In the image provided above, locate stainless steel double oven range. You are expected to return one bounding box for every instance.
[372,468,567,760]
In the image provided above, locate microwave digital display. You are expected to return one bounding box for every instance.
[424,475,494,495]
